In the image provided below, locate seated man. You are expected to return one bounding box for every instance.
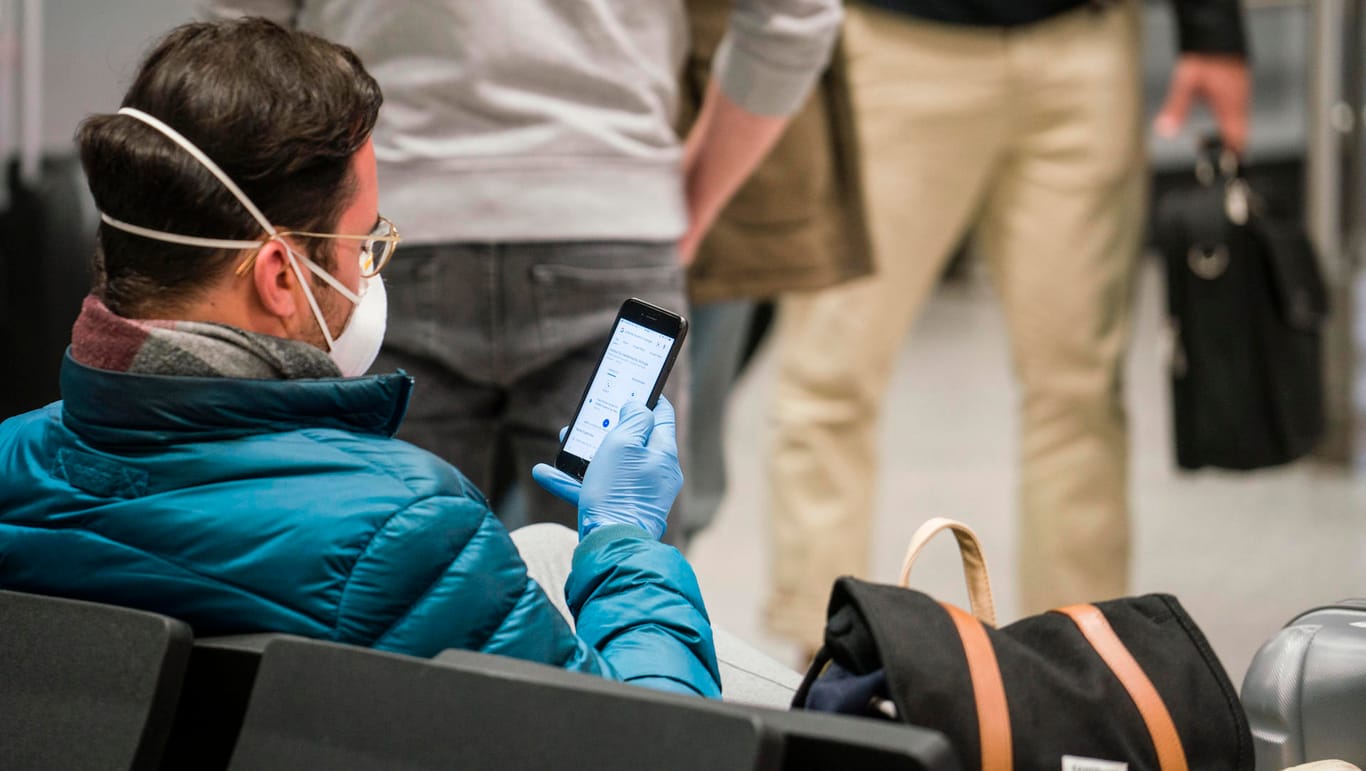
[0,19,717,698]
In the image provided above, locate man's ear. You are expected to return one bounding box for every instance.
[251,240,299,321]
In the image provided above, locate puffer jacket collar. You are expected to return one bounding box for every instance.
[59,351,415,447]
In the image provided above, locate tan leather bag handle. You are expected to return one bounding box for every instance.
[899,517,997,627]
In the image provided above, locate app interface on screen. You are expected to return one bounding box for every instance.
[564,319,673,462]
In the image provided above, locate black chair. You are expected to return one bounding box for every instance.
[433,648,960,771]
[226,637,782,771]
[755,707,958,770]
[0,589,191,771]
[160,634,285,771]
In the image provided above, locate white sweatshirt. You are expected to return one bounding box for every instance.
[204,0,841,244]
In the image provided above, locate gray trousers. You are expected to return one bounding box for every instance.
[373,241,690,533]
[685,300,757,536]
[510,523,803,708]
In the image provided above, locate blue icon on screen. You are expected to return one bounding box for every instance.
[602,418,610,428]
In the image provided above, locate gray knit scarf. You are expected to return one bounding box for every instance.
[70,294,341,379]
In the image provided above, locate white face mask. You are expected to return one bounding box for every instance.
[98,107,387,378]
[321,259,387,378]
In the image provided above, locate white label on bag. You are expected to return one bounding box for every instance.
[1062,756,1128,771]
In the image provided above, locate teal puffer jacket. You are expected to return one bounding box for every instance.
[0,355,720,697]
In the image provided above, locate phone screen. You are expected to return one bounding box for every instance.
[562,318,676,463]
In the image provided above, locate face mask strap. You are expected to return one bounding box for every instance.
[287,252,338,352]
[104,209,361,308]
[116,107,278,238]
[100,213,265,251]
[107,107,367,356]
[291,247,363,305]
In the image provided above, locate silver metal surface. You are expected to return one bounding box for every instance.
[1345,0,1366,470]
[18,0,39,186]
[0,0,16,211]
[1306,0,1355,463]
[1307,0,1346,273]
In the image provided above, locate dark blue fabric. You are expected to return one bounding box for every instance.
[862,0,1247,56]
[862,0,1085,28]
[803,661,891,717]
[0,353,719,697]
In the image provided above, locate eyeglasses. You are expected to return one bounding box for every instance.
[234,215,402,278]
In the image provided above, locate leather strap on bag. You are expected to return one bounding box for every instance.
[901,518,997,626]
[943,602,1013,771]
[1055,605,1190,771]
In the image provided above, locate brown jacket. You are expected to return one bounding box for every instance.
[680,0,874,305]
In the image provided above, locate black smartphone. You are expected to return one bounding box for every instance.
[555,298,689,479]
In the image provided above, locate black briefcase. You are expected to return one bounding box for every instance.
[1155,141,1327,471]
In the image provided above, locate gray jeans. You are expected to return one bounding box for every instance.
[510,524,803,708]
[373,241,689,533]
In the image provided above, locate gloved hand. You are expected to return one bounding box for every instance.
[532,397,683,541]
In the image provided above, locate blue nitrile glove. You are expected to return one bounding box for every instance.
[532,396,683,541]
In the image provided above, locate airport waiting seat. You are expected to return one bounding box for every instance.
[750,703,958,771]
[219,635,957,771]
[432,648,960,771]
[225,636,780,771]
[159,634,285,771]
[0,589,192,771]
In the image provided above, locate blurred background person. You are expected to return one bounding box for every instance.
[206,0,842,533]
[678,0,873,544]
[764,0,1249,655]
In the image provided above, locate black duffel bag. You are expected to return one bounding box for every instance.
[1155,139,1327,470]
[794,518,1253,771]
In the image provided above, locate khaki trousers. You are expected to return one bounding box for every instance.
[765,1,1147,648]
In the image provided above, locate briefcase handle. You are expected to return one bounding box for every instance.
[1193,133,1256,226]
[1194,133,1239,187]
[899,517,998,627]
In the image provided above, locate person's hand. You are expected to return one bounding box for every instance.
[678,225,703,266]
[532,397,683,541]
[676,81,788,268]
[1154,54,1251,156]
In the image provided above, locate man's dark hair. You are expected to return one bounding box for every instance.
[78,18,382,317]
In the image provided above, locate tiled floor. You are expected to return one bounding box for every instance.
[688,258,1366,686]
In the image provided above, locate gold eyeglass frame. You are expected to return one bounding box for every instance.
[234,215,402,278]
